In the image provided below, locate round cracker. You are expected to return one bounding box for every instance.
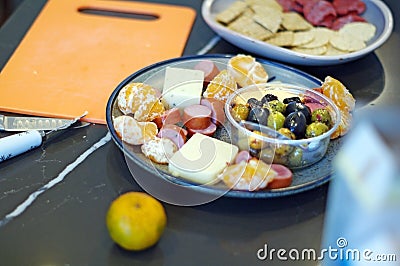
[265,31,294,47]
[291,30,315,46]
[292,45,328,55]
[300,28,333,48]
[325,44,347,56]
[330,33,366,52]
[339,22,376,42]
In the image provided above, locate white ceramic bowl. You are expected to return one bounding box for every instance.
[202,0,394,66]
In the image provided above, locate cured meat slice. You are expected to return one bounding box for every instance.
[183,104,212,130]
[152,107,181,128]
[276,0,303,13]
[303,0,337,27]
[194,60,220,88]
[186,122,217,137]
[234,150,252,164]
[157,124,187,148]
[267,164,293,189]
[200,98,225,126]
[333,0,366,16]
[331,13,367,30]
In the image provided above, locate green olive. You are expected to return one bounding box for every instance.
[272,153,287,165]
[231,104,249,122]
[278,128,296,140]
[267,100,286,114]
[305,122,329,138]
[249,131,266,150]
[311,108,332,127]
[287,147,303,168]
[267,111,285,130]
[274,143,293,157]
[259,146,274,164]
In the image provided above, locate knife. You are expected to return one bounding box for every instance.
[0,115,77,132]
[0,112,88,162]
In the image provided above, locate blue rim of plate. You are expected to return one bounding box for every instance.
[106,54,337,198]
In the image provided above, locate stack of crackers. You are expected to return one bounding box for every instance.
[216,0,376,56]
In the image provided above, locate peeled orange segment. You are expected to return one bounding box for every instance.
[203,69,237,102]
[114,115,158,145]
[321,76,355,112]
[117,82,165,122]
[134,98,165,122]
[319,76,356,139]
[331,109,352,139]
[219,158,276,191]
[227,54,269,88]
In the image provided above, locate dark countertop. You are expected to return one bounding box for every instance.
[0,0,399,265]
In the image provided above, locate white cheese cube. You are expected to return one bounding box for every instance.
[168,133,239,185]
[162,67,204,110]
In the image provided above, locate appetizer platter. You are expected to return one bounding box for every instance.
[106,54,355,197]
[201,0,393,65]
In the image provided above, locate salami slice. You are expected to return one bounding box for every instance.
[277,0,303,13]
[331,13,367,30]
[303,0,337,27]
[333,0,366,16]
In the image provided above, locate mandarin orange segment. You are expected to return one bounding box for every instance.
[227,54,269,88]
[321,76,355,112]
[203,69,237,102]
[331,109,352,139]
[117,82,165,121]
[134,97,165,122]
[114,115,158,145]
[219,158,276,191]
[319,76,355,139]
[141,121,159,142]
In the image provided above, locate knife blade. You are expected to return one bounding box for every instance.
[0,115,75,131]
[0,112,88,162]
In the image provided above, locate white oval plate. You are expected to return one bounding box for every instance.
[202,0,394,66]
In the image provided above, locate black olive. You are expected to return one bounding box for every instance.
[283,111,307,139]
[283,97,302,104]
[284,102,311,124]
[247,98,262,108]
[246,107,269,126]
[249,147,260,157]
[261,93,278,104]
[284,102,298,115]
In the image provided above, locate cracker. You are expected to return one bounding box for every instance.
[246,0,283,11]
[228,15,273,40]
[216,1,248,25]
[300,27,333,48]
[253,7,282,33]
[265,31,294,46]
[241,7,255,18]
[339,22,376,42]
[291,31,315,46]
[281,12,313,31]
[330,32,366,52]
[292,45,328,55]
[325,44,347,56]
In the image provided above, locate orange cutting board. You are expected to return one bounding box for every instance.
[0,0,196,124]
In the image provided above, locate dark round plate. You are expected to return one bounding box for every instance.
[106,54,343,198]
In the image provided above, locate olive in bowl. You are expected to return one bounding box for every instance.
[225,83,341,169]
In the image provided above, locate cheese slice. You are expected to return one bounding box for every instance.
[168,133,239,185]
[162,67,204,110]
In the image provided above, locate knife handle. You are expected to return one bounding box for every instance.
[0,130,43,162]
